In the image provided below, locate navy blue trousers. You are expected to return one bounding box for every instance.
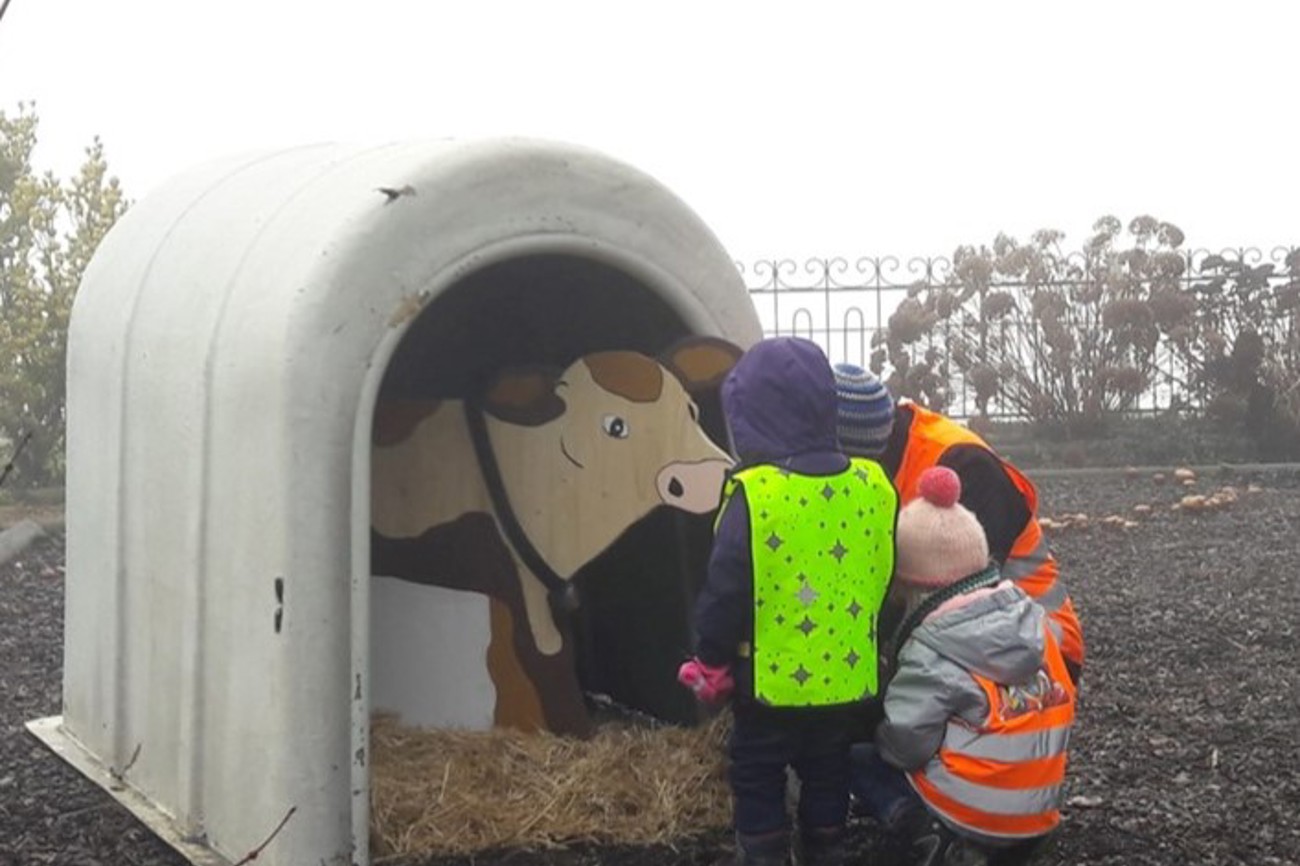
[728,704,863,835]
[849,742,921,825]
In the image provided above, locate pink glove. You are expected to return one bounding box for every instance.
[677,658,734,705]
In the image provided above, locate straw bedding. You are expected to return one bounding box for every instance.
[369,711,733,859]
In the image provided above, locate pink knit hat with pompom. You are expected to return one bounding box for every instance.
[895,467,990,589]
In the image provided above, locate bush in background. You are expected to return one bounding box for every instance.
[0,103,128,488]
[875,216,1187,434]
[1175,250,1300,458]
[873,216,1299,459]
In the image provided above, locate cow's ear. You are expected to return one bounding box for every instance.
[659,336,744,392]
[373,398,441,447]
[482,365,567,426]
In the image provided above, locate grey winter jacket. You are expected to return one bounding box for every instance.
[877,581,1047,770]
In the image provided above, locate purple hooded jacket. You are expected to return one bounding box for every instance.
[691,338,861,688]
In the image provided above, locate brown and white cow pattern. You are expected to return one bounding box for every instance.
[371,337,740,737]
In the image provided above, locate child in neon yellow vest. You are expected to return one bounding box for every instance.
[680,337,898,866]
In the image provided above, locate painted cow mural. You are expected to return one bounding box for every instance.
[370,337,741,737]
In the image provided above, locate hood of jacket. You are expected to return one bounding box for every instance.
[910,583,1046,684]
[721,337,839,465]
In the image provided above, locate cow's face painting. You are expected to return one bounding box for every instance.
[553,352,731,514]
[482,337,741,570]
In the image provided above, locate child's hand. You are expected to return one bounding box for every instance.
[677,658,734,705]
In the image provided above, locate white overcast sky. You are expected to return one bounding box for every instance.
[0,1,1295,265]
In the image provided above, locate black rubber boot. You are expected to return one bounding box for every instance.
[797,824,846,866]
[909,819,987,866]
[714,829,792,866]
[877,799,931,863]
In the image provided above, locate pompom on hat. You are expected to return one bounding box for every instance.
[895,467,991,589]
[833,363,894,456]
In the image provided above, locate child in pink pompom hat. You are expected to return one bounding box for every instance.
[893,465,991,592]
[851,467,1077,866]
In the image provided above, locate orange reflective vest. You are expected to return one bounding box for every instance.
[908,627,1077,840]
[894,404,1084,669]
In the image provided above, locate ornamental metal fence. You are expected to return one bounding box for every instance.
[740,246,1299,421]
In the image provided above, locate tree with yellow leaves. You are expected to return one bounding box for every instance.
[1,102,129,487]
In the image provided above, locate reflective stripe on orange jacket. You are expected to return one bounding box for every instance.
[894,404,1084,668]
[908,627,1077,840]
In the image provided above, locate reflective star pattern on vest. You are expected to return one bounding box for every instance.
[731,458,897,706]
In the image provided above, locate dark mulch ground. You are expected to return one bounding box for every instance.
[0,534,186,866]
[4,467,1299,865]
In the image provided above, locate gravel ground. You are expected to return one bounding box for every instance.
[3,467,1299,866]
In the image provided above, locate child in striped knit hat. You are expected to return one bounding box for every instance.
[830,363,894,456]
[850,466,1075,866]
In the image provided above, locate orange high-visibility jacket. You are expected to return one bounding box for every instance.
[893,404,1084,669]
[908,627,1077,840]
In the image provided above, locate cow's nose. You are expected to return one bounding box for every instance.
[657,459,728,514]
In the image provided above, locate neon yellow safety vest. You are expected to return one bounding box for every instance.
[720,458,897,707]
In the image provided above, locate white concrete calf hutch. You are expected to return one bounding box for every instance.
[29,138,762,866]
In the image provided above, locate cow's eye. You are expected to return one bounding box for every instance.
[688,402,700,421]
[602,414,630,439]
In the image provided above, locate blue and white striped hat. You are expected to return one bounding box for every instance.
[833,363,895,456]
